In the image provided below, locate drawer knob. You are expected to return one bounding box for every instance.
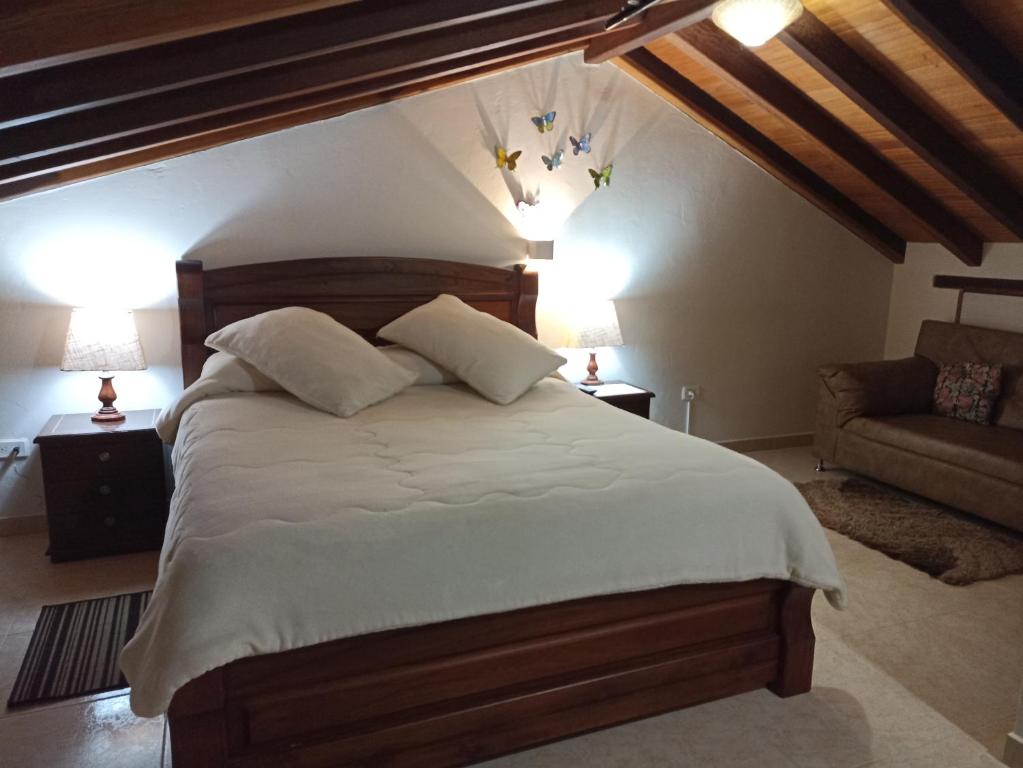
[98,484,112,496]
[98,451,111,462]
[103,516,117,527]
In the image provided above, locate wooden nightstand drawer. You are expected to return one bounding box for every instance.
[48,507,165,562]
[43,476,163,518]
[39,433,163,481]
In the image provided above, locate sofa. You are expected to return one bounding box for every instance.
[814,320,1023,533]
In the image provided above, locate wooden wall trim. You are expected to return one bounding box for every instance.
[881,0,1023,131]
[617,49,906,263]
[669,22,983,266]
[779,11,1023,241]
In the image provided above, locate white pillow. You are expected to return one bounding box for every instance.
[200,352,281,391]
[378,294,566,405]
[205,307,416,417]
[379,345,458,385]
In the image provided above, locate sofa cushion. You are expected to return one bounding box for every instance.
[818,357,937,427]
[916,320,1023,431]
[933,362,1002,424]
[846,414,1023,486]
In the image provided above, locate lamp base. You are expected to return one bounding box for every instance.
[91,407,126,424]
[91,375,126,423]
[581,351,604,386]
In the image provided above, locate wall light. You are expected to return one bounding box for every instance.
[711,0,803,48]
[525,240,554,260]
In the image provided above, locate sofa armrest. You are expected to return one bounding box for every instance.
[817,356,938,427]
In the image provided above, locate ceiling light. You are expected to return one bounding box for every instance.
[711,0,804,48]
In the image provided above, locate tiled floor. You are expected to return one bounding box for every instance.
[749,447,1023,760]
[0,445,1018,767]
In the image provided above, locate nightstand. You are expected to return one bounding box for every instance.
[34,409,170,562]
[579,381,655,419]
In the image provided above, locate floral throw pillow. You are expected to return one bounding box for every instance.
[932,362,1003,424]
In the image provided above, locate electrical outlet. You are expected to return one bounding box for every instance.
[681,385,700,401]
[0,439,29,459]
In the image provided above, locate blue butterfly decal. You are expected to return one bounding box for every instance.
[570,133,591,155]
[541,149,564,171]
[530,111,556,133]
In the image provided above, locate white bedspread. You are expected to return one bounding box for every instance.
[120,380,846,716]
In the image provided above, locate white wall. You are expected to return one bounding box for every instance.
[0,52,893,523]
[885,243,1023,358]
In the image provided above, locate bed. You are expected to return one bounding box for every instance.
[129,256,845,768]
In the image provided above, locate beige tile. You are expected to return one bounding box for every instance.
[838,613,1022,749]
[0,694,164,768]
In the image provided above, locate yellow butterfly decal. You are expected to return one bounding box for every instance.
[496,146,523,172]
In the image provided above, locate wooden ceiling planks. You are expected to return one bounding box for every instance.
[777,10,1023,240]
[879,0,1023,131]
[3,0,1020,265]
[626,0,1022,263]
[617,48,906,262]
[667,21,983,264]
[645,38,932,243]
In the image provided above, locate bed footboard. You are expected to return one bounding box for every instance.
[167,580,814,768]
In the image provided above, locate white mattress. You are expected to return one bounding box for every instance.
[120,380,846,716]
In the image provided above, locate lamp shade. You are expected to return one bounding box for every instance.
[711,0,803,47]
[567,299,624,349]
[61,308,147,372]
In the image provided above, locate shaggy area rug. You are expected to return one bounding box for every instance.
[796,478,1023,585]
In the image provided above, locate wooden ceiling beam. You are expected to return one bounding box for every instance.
[0,0,355,76]
[584,0,717,65]
[669,22,983,266]
[881,0,1023,130]
[0,29,595,192]
[779,11,1023,241]
[616,49,905,263]
[2,0,568,127]
[0,0,621,167]
[0,41,583,203]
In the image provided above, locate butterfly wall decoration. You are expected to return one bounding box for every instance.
[589,164,613,189]
[569,133,591,155]
[541,149,564,171]
[496,146,522,172]
[530,111,556,133]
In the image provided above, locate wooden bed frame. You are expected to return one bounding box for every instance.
[169,256,817,768]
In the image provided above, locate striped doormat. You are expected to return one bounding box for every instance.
[7,591,151,708]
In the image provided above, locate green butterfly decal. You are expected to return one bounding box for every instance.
[589,164,613,189]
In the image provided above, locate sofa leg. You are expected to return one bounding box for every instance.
[815,459,827,472]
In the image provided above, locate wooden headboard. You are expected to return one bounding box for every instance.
[176,257,539,387]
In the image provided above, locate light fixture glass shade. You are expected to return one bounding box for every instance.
[711,0,804,47]
[61,308,147,372]
[567,299,624,349]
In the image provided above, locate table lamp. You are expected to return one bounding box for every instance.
[568,299,623,386]
[61,308,147,423]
